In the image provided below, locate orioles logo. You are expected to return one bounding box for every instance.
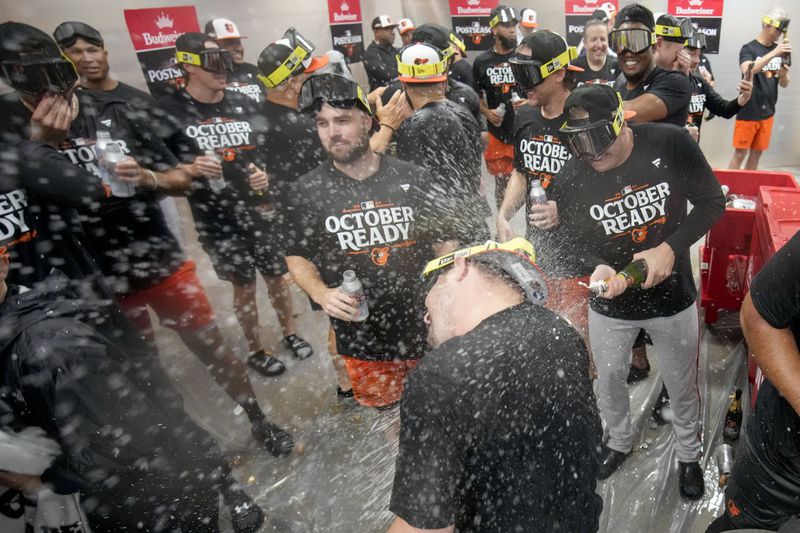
[222,148,236,162]
[727,499,742,517]
[371,247,390,266]
[541,175,552,188]
[225,23,236,34]
[631,226,648,243]
[414,57,429,65]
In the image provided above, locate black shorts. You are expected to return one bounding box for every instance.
[200,223,288,285]
[722,382,800,530]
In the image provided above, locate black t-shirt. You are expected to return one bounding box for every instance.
[687,74,742,139]
[363,41,400,91]
[747,230,800,457]
[699,53,714,79]
[155,90,270,242]
[395,99,489,241]
[0,140,106,290]
[472,49,526,144]
[737,40,784,121]
[449,58,474,88]
[512,106,578,276]
[226,62,267,104]
[286,155,443,361]
[56,89,186,294]
[102,81,155,110]
[390,302,603,532]
[572,54,619,87]
[615,66,692,127]
[552,123,725,319]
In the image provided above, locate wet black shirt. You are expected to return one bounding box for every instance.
[101,81,155,111]
[57,89,186,294]
[155,90,270,242]
[472,49,526,144]
[615,66,692,127]
[687,74,742,139]
[572,54,619,86]
[449,58,474,87]
[226,62,267,104]
[395,99,489,241]
[364,41,400,91]
[512,106,578,276]
[748,230,800,459]
[390,302,603,532]
[552,123,724,319]
[738,40,784,121]
[286,155,443,361]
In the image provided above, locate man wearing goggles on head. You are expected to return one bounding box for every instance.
[205,17,265,104]
[552,84,725,500]
[388,238,603,533]
[609,3,692,126]
[653,14,694,75]
[729,7,791,170]
[286,73,456,409]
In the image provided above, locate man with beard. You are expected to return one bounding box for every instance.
[364,15,400,91]
[205,18,267,104]
[286,73,454,408]
[473,5,527,208]
[394,41,489,242]
[610,4,692,126]
[388,239,602,532]
[554,84,724,499]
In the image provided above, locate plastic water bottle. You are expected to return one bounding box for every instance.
[494,103,506,119]
[205,150,226,191]
[103,142,135,197]
[341,270,368,322]
[530,178,547,206]
[715,443,734,487]
[94,131,112,185]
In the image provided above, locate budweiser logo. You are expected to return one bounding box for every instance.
[154,12,174,29]
[341,1,349,11]
[689,0,703,5]
[467,0,480,5]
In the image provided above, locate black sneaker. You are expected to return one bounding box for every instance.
[626,362,651,383]
[679,461,705,500]
[223,488,265,533]
[250,420,294,457]
[597,444,630,480]
[285,334,313,359]
[336,386,354,398]
[247,350,286,377]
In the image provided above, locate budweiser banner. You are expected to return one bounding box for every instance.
[668,0,724,54]
[565,0,619,47]
[328,0,364,64]
[124,6,200,97]
[449,0,500,51]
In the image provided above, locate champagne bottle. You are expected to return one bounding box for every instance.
[582,259,649,295]
[723,389,743,440]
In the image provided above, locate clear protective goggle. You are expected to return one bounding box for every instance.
[176,49,235,74]
[258,29,316,88]
[0,56,78,96]
[654,18,694,40]
[609,28,657,54]
[559,94,626,160]
[509,47,578,89]
[298,72,372,115]
[489,7,518,28]
[763,16,790,33]
[685,32,707,49]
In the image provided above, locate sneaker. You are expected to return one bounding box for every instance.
[679,461,705,500]
[597,444,630,480]
[336,386,354,398]
[285,334,313,359]
[250,420,294,457]
[247,350,286,377]
[626,362,651,383]
[223,488,265,533]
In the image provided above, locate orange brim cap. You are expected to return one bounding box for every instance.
[305,55,330,73]
[398,73,448,83]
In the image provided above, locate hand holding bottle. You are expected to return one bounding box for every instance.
[247,163,268,195]
[587,264,629,299]
[633,242,675,288]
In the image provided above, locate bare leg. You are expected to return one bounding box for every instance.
[264,274,295,336]
[232,281,262,354]
[329,325,353,391]
[744,149,763,170]
[728,148,748,169]
[494,173,511,210]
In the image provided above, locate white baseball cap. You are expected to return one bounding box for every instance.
[398,18,415,35]
[397,42,448,83]
[205,18,247,40]
[372,15,398,29]
[520,8,538,29]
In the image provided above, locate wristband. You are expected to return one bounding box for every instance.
[144,169,159,191]
[379,123,395,132]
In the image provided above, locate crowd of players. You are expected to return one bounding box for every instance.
[0,2,797,532]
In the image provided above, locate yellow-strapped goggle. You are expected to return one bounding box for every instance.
[258,44,312,88]
[489,7,518,28]
[559,92,625,159]
[763,16,790,33]
[175,49,235,74]
[397,56,449,79]
[421,238,536,280]
[509,46,578,89]
[449,33,467,52]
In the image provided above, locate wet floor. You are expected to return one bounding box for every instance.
[146,168,800,533]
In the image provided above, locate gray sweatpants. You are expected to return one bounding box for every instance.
[589,303,702,462]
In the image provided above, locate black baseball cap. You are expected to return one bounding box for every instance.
[655,14,693,43]
[615,4,655,31]
[563,83,636,126]
[519,30,584,72]
[257,28,329,88]
[53,21,104,48]
[0,22,78,96]
[489,5,518,28]
[175,32,212,56]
